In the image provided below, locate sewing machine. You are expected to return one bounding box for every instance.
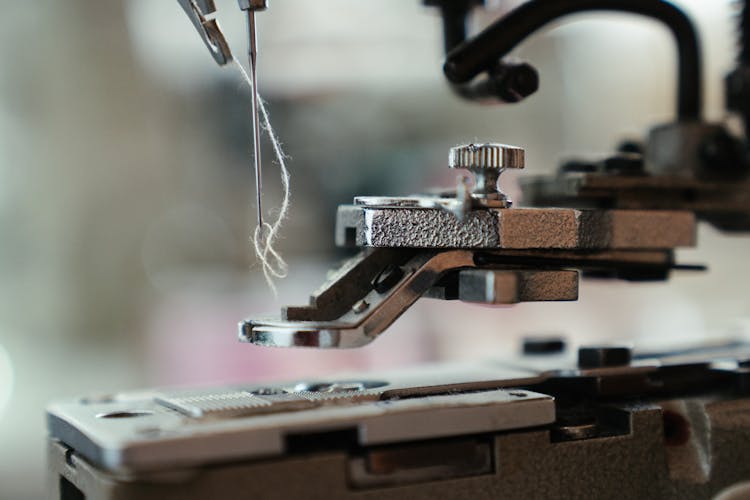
[47,1,750,498]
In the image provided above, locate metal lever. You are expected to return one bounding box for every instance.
[177,0,233,65]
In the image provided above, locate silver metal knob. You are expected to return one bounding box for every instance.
[448,143,524,201]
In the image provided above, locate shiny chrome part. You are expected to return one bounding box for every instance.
[449,143,524,204]
[246,8,264,230]
[353,194,479,222]
[449,143,525,170]
[291,381,385,393]
[353,195,471,211]
[240,251,476,348]
[177,0,232,65]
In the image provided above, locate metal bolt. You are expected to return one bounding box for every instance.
[448,143,524,202]
[352,299,370,314]
[373,264,405,294]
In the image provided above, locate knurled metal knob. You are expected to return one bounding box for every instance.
[449,143,524,200]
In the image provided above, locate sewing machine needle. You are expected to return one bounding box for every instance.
[247,10,263,231]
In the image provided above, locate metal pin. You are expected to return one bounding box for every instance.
[246,9,264,230]
[181,0,268,230]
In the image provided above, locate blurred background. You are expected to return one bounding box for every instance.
[1,0,750,498]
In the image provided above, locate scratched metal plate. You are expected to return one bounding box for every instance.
[47,362,553,473]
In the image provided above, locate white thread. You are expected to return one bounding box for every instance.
[233,59,290,295]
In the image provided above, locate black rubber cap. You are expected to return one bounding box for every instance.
[578,346,632,369]
[523,336,566,355]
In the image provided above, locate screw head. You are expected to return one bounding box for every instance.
[449,143,524,171]
[352,299,370,314]
[372,264,404,294]
[448,143,524,200]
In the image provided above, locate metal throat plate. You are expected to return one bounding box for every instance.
[47,364,554,473]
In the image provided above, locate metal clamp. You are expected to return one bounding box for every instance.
[177,0,233,65]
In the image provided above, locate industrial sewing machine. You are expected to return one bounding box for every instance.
[47,1,750,498]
